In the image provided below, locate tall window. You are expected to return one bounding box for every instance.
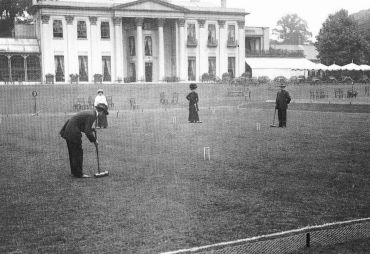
[77,20,87,39]
[11,56,24,81]
[53,20,63,38]
[129,63,136,82]
[187,23,196,41]
[54,55,65,82]
[144,36,152,56]
[101,21,110,39]
[27,56,41,82]
[129,36,135,56]
[188,57,196,81]
[78,56,88,82]
[208,57,216,76]
[208,24,216,43]
[102,56,111,82]
[0,55,9,81]
[227,24,235,42]
[228,57,235,78]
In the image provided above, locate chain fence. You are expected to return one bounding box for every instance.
[162,217,370,254]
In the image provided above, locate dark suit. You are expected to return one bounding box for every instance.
[275,89,291,127]
[60,110,97,177]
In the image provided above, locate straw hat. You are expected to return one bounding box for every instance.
[97,89,104,94]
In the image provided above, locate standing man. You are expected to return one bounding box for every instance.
[60,104,108,178]
[275,83,291,128]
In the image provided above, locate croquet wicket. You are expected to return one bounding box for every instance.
[204,147,210,160]
[256,122,261,131]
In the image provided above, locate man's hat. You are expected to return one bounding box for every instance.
[278,83,286,88]
[189,83,197,90]
[97,89,104,94]
[95,103,109,115]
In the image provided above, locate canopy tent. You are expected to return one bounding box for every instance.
[245,58,317,79]
[341,62,362,71]
[360,64,370,71]
[327,64,342,71]
[314,63,329,70]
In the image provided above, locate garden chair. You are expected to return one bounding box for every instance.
[365,86,370,97]
[328,76,338,83]
[320,89,329,99]
[359,75,369,84]
[106,96,114,108]
[347,89,358,98]
[171,92,179,104]
[160,92,168,104]
[311,77,320,85]
[310,90,315,99]
[129,98,139,110]
[88,96,94,109]
[334,88,344,98]
[77,97,89,110]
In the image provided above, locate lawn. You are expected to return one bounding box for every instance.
[0,83,370,253]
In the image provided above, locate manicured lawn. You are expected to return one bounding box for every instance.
[0,83,370,253]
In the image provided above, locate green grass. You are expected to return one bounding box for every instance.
[1,84,370,253]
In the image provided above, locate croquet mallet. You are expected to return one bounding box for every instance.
[93,129,109,178]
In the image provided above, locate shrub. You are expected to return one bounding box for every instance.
[45,73,54,84]
[241,72,251,78]
[201,73,210,82]
[222,72,231,84]
[94,74,103,84]
[164,76,179,82]
[258,76,270,84]
[124,77,135,83]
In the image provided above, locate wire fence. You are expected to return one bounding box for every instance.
[162,217,370,254]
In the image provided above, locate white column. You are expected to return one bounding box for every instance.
[178,19,186,81]
[23,55,28,82]
[175,21,179,78]
[198,19,206,81]
[135,18,144,82]
[89,16,100,78]
[238,20,245,76]
[65,15,75,81]
[218,20,227,77]
[114,17,124,82]
[7,55,12,82]
[158,19,165,82]
[40,15,52,82]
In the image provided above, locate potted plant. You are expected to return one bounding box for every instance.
[45,73,54,84]
[69,74,79,84]
[94,74,103,84]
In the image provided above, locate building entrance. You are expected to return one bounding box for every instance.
[145,62,152,82]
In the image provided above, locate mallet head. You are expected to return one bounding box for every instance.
[94,171,109,178]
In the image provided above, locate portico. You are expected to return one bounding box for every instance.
[29,0,247,83]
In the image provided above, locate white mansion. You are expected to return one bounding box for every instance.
[2,0,247,83]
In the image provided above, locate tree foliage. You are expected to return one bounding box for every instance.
[0,0,32,36]
[273,14,312,44]
[315,9,370,65]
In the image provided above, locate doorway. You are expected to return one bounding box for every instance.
[145,62,152,82]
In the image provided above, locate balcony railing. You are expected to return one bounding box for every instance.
[187,37,198,47]
[207,39,218,47]
[227,39,238,48]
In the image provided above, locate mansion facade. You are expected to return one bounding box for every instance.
[1,0,247,84]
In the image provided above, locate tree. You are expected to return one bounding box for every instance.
[0,0,32,37]
[315,9,370,65]
[273,14,312,44]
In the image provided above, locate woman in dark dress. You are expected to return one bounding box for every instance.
[186,83,201,123]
